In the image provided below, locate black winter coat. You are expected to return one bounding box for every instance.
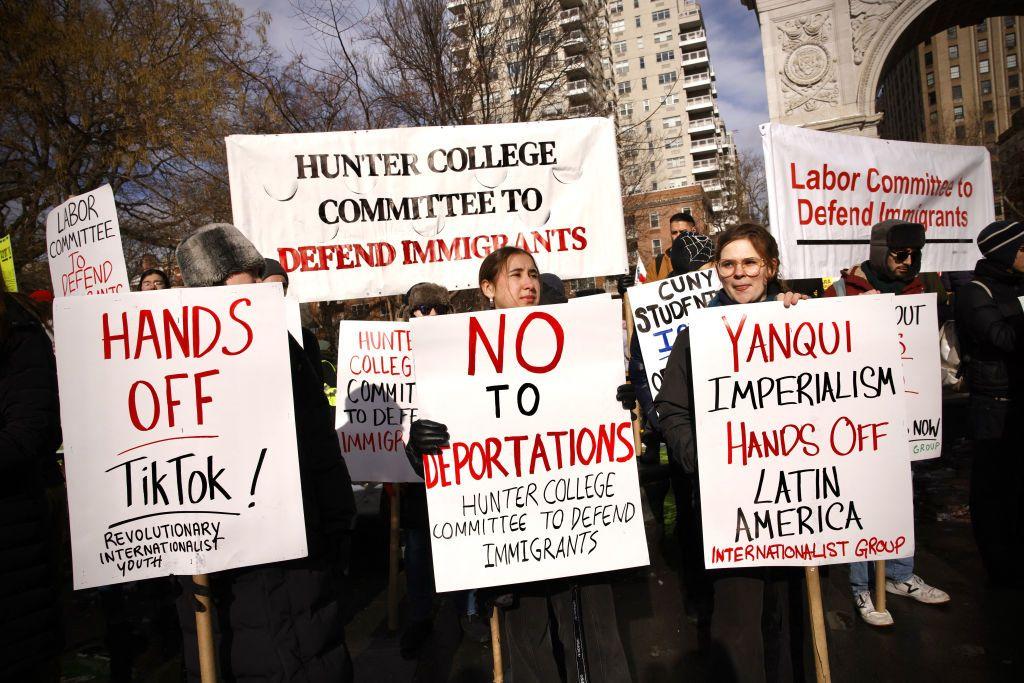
[0,295,63,678]
[955,259,1024,401]
[178,338,357,683]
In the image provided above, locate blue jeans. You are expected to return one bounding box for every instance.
[849,557,914,595]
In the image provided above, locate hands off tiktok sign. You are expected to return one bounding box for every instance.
[411,298,649,591]
[688,295,914,569]
[54,284,307,589]
[45,184,130,297]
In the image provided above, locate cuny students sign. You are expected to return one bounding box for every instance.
[411,298,648,591]
[53,285,306,589]
[688,295,914,569]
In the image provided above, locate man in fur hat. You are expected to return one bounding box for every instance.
[174,223,356,682]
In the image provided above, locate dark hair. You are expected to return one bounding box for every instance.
[478,246,537,286]
[669,212,695,226]
[138,268,171,288]
[714,223,782,283]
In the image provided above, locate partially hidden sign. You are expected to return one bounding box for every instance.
[896,294,942,461]
[226,118,628,302]
[335,321,421,482]
[628,269,720,394]
[411,298,649,591]
[54,284,307,589]
[0,234,17,292]
[45,184,131,297]
[688,295,914,568]
[761,122,992,278]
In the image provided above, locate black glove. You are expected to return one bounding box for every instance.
[617,273,635,296]
[177,576,212,613]
[405,419,450,477]
[615,382,636,410]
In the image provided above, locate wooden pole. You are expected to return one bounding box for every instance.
[193,573,218,683]
[621,293,644,458]
[490,606,504,683]
[387,484,402,632]
[873,560,887,613]
[804,566,831,683]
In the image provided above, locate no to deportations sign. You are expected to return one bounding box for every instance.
[627,269,720,393]
[411,298,649,591]
[761,123,993,279]
[896,294,942,461]
[45,184,130,297]
[226,118,628,302]
[335,321,421,482]
[688,295,914,569]
[54,284,307,589]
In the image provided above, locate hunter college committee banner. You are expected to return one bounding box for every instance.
[226,118,628,302]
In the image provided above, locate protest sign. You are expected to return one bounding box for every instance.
[45,184,131,297]
[627,269,720,393]
[53,284,307,589]
[688,295,914,569]
[411,298,648,591]
[226,118,628,302]
[335,321,421,482]
[0,234,17,292]
[896,294,942,461]
[761,123,993,278]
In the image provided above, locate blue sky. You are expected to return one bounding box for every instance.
[236,0,770,154]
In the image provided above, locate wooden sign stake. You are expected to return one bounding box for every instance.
[622,293,644,458]
[490,606,504,683]
[193,573,218,682]
[804,566,831,683]
[873,560,887,613]
[388,484,402,632]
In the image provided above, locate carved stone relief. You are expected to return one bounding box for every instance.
[850,0,905,64]
[776,13,839,114]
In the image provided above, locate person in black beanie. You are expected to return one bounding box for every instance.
[955,220,1024,585]
[825,220,943,297]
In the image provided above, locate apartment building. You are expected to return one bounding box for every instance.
[610,0,735,214]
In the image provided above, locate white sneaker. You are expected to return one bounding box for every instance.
[885,575,950,604]
[854,591,894,626]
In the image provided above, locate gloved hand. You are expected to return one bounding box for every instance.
[405,419,450,478]
[615,382,636,410]
[617,273,635,296]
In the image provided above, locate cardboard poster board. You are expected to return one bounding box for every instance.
[0,234,17,292]
[896,294,942,461]
[335,321,421,482]
[226,118,628,302]
[45,184,131,297]
[54,284,307,589]
[411,298,649,591]
[688,295,915,569]
[762,123,993,278]
[627,269,720,393]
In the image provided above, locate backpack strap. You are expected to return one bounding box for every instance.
[968,279,993,299]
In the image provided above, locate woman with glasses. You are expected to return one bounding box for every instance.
[655,223,805,683]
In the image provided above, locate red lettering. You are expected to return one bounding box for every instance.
[102,311,130,360]
[515,312,564,374]
[194,370,220,424]
[468,315,505,375]
[722,314,747,374]
[128,380,160,431]
[222,298,254,356]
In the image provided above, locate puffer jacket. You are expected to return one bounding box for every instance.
[0,294,63,678]
[178,337,356,683]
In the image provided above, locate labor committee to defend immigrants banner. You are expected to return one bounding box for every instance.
[687,295,915,569]
[761,123,993,279]
[410,297,649,591]
[225,118,628,302]
[54,284,307,589]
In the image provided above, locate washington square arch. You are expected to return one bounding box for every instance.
[740,0,1021,136]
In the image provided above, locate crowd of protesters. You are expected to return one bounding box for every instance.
[1,211,1022,682]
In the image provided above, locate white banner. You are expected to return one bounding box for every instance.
[335,321,421,482]
[689,295,914,569]
[45,184,130,297]
[54,284,307,589]
[896,294,942,461]
[411,299,649,591]
[627,270,720,394]
[761,123,993,279]
[226,119,628,302]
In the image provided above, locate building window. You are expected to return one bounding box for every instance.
[928,91,937,106]
[633,0,639,7]
[613,40,627,55]
[666,156,685,169]
[947,26,957,39]
[1011,94,1021,109]
[609,0,623,14]
[665,137,683,148]
[611,19,624,33]
[948,45,959,59]
[1009,54,1019,69]
[655,31,672,44]
[924,51,933,66]
[656,50,674,62]
[950,65,960,79]
[662,115,681,129]
[652,239,662,256]
[983,99,994,113]
[977,21,987,33]
[660,92,679,106]
[618,102,633,117]
[952,84,963,100]
[981,79,992,94]
[645,121,652,135]
[1009,32,1018,49]
[641,77,647,90]
[979,59,990,74]
[978,38,988,53]
[926,72,935,87]
[651,9,670,22]
[635,16,641,28]
[636,37,644,50]
[617,80,631,95]
[657,71,677,85]
[1010,74,1020,90]
[1005,17,1015,28]
[985,120,996,136]
[930,110,938,123]
[639,56,646,69]
[953,105,964,120]
[650,213,660,228]
[955,125,965,140]
[507,61,522,78]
